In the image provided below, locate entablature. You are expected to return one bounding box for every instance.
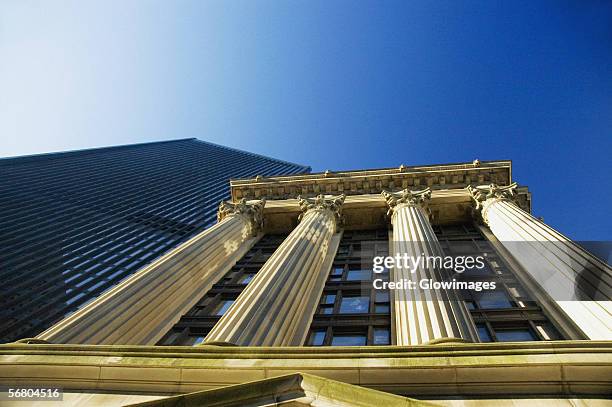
[229,160,531,232]
[261,187,531,233]
[231,160,513,201]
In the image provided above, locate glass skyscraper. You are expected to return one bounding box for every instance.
[0,138,309,342]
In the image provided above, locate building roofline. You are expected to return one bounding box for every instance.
[192,138,311,173]
[0,138,311,173]
[231,159,512,185]
[0,138,197,164]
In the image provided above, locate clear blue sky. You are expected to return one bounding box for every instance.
[0,1,610,240]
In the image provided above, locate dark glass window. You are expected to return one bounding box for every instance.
[495,328,536,342]
[476,324,492,342]
[330,267,343,282]
[374,304,390,314]
[331,333,367,346]
[373,328,390,345]
[375,291,389,302]
[475,291,513,309]
[323,294,336,304]
[308,330,326,346]
[346,269,371,281]
[339,296,369,314]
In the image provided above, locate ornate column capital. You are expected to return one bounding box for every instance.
[467,182,518,224]
[297,194,346,226]
[217,198,266,234]
[382,187,431,217]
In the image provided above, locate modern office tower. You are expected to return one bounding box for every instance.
[0,139,310,343]
[2,160,611,406]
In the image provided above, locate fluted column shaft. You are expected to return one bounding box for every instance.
[205,194,345,346]
[38,199,265,345]
[470,184,611,340]
[384,188,477,345]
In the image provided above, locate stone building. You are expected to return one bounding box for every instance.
[1,160,610,406]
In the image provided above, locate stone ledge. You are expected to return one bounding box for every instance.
[0,341,610,397]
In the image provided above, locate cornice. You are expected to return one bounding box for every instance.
[231,160,512,201]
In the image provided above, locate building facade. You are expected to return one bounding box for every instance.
[1,160,610,406]
[0,139,310,343]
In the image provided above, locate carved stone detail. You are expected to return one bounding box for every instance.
[382,187,432,217]
[217,198,266,234]
[297,194,345,225]
[467,182,518,224]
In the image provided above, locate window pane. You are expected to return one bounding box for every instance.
[320,306,333,314]
[323,294,336,305]
[496,329,535,342]
[449,241,476,253]
[373,328,390,345]
[375,291,390,302]
[375,304,390,313]
[192,336,205,346]
[213,300,235,316]
[339,296,369,313]
[331,334,366,346]
[346,270,371,281]
[331,267,344,276]
[477,324,492,342]
[309,330,326,346]
[476,291,512,309]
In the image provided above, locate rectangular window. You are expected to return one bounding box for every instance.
[375,291,390,303]
[329,267,344,281]
[339,296,369,314]
[319,305,333,314]
[373,328,390,345]
[477,324,492,342]
[475,290,512,309]
[346,269,371,281]
[309,330,326,346]
[323,294,336,304]
[375,304,390,313]
[331,333,367,346]
[495,328,536,342]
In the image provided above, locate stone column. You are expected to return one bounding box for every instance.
[469,183,612,340]
[383,188,478,345]
[37,199,265,345]
[205,194,345,346]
